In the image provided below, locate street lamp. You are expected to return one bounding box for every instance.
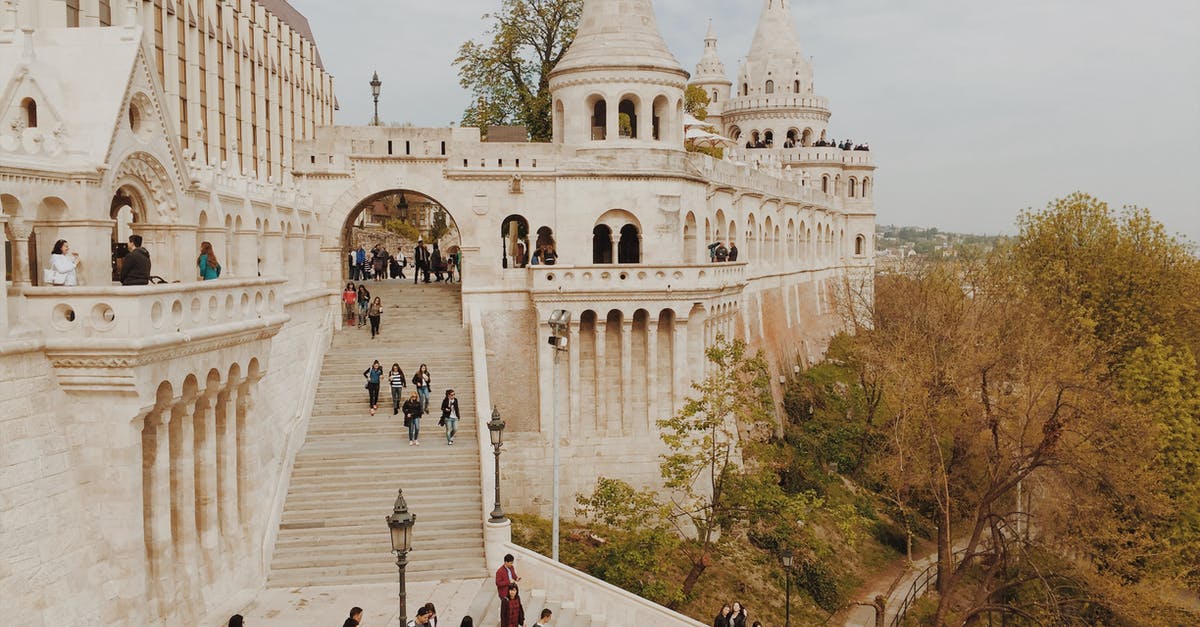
[546,309,571,562]
[782,553,794,627]
[488,407,507,522]
[369,71,382,126]
[386,489,416,624]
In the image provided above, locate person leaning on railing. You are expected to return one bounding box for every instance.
[47,239,80,286]
[120,234,151,285]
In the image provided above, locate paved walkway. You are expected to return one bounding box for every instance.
[213,578,487,627]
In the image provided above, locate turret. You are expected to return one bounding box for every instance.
[548,0,689,147]
[691,21,732,110]
[722,0,831,148]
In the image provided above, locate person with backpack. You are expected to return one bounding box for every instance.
[363,360,384,416]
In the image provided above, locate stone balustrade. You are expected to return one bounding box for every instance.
[722,94,831,113]
[15,277,288,341]
[530,262,746,296]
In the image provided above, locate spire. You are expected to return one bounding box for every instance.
[694,19,727,81]
[746,0,804,65]
[551,0,687,79]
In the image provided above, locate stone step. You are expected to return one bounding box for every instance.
[269,282,488,588]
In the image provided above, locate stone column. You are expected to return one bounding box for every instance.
[0,216,9,329]
[143,408,174,621]
[235,380,254,556]
[620,316,633,436]
[606,100,618,142]
[261,227,284,278]
[169,398,200,587]
[568,319,581,437]
[594,317,606,433]
[195,389,220,582]
[137,224,191,282]
[234,228,258,277]
[216,383,241,554]
[8,219,33,286]
[646,321,658,432]
[672,315,689,416]
[305,233,323,287]
[285,232,305,288]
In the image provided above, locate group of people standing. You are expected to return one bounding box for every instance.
[346,240,462,284]
[362,361,459,446]
[713,601,762,627]
[707,240,740,263]
[411,238,460,283]
[348,244,408,282]
[342,282,384,337]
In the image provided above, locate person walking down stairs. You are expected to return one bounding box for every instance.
[440,389,460,445]
[367,297,383,339]
[342,283,358,326]
[403,391,423,446]
[364,360,383,416]
[389,363,407,415]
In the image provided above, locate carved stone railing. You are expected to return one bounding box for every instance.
[13,278,289,392]
[530,262,746,297]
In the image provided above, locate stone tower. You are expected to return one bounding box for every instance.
[549,0,689,147]
[724,0,831,148]
[692,20,732,118]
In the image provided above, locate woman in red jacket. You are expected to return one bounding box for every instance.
[500,584,524,627]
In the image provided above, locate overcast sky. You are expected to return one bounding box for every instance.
[290,0,1200,242]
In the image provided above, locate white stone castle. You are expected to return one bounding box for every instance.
[0,0,875,624]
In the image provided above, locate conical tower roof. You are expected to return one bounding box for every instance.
[551,0,687,79]
[746,0,804,64]
[693,20,728,82]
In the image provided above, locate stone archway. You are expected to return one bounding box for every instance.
[340,188,461,283]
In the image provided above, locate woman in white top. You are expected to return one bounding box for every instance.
[48,239,80,286]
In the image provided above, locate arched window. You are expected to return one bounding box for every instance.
[535,226,556,264]
[765,80,774,94]
[21,98,37,128]
[849,178,858,198]
[618,98,637,138]
[855,234,865,256]
[683,212,697,264]
[591,98,607,140]
[652,95,669,141]
[794,80,800,93]
[821,175,829,193]
[592,225,613,264]
[801,128,813,147]
[618,224,640,263]
[501,214,530,268]
[862,177,871,198]
[764,130,774,146]
[712,89,718,102]
[742,83,748,96]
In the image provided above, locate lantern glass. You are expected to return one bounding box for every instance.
[783,554,794,568]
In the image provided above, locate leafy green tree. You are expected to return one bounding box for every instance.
[383,218,419,242]
[684,85,709,120]
[455,0,583,141]
[429,207,451,242]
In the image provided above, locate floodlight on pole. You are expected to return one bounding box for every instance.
[546,309,570,562]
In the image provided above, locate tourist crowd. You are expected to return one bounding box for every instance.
[349,239,461,284]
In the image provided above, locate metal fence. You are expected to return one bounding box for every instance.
[889,547,969,627]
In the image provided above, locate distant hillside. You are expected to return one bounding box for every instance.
[876,224,1007,258]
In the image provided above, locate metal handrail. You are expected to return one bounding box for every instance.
[889,546,969,627]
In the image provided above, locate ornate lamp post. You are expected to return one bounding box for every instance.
[386,489,416,623]
[370,71,382,126]
[783,553,794,627]
[488,407,507,522]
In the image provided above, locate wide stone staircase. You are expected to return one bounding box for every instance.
[268,281,487,587]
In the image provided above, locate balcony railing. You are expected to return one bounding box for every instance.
[14,277,289,342]
[530,262,746,296]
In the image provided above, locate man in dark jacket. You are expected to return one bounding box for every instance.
[728,241,739,262]
[120,234,151,285]
[342,606,363,627]
[413,239,431,284]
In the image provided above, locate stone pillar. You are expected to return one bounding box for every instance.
[234,228,257,277]
[137,224,191,282]
[0,216,9,330]
[196,389,220,582]
[216,383,241,553]
[261,227,284,278]
[169,398,201,588]
[305,233,322,287]
[620,317,633,436]
[235,380,254,556]
[285,232,305,288]
[568,319,581,437]
[143,408,174,621]
[594,317,606,433]
[646,321,658,432]
[8,220,33,286]
[606,100,618,142]
[672,315,689,415]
